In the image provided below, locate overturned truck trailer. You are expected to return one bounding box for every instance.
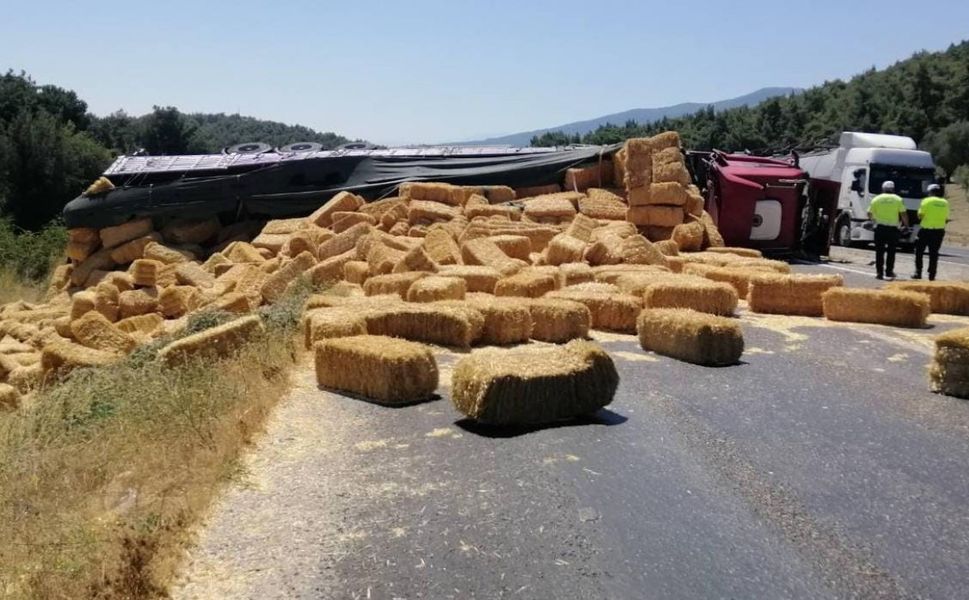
[63,145,617,229]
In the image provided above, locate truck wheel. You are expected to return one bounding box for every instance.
[835,217,853,247]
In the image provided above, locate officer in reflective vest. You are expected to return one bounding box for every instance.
[913,183,949,281]
[867,181,909,280]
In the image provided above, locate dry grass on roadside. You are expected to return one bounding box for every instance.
[0,266,48,305]
[943,184,969,246]
[0,283,311,599]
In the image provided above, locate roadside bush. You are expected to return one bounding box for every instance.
[0,218,67,281]
[954,164,969,192]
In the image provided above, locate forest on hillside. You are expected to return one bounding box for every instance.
[532,41,969,183]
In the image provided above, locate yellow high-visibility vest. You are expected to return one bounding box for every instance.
[869,193,906,226]
[918,196,949,230]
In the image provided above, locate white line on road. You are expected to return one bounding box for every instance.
[791,260,875,277]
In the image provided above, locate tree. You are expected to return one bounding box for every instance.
[922,121,969,175]
[140,106,199,155]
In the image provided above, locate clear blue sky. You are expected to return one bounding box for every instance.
[2,0,968,145]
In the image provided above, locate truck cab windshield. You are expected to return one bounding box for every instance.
[868,164,935,197]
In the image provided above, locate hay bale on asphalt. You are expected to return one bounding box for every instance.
[627,205,684,228]
[747,274,843,317]
[407,276,466,302]
[344,260,370,284]
[450,340,618,425]
[303,309,368,349]
[70,311,136,354]
[438,294,532,346]
[118,289,159,319]
[705,246,762,259]
[307,250,356,286]
[158,315,265,367]
[307,191,365,227]
[643,277,739,316]
[364,272,427,298]
[362,304,484,348]
[461,238,526,276]
[488,235,532,260]
[393,245,439,274]
[683,265,769,298]
[423,227,462,265]
[115,313,164,337]
[495,271,557,298]
[545,233,587,266]
[41,339,119,376]
[672,221,704,252]
[159,285,202,318]
[822,288,930,328]
[524,298,591,343]
[558,262,594,287]
[315,335,438,404]
[545,290,642,332]
[886,281,969,316]
[437,265,501,293]
[100,218,153,249]
[929,327,969,398]
[637,309,743,366]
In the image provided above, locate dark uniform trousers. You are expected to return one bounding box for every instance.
[915,228,945,280]
[874,225,899,278]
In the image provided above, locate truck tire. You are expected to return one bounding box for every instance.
[834,215,853,247]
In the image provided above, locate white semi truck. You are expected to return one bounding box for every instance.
[798,132,937,247]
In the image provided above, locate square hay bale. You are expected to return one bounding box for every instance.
[315,335,438,404]
[652,146,681,166]
[159,285,202,318]
[699,211,725,247]
[464,194,520,220]
[392,244,439,273]
[886,281,969,316]
[115,313,164,337]
[459,221,559,252]
[318,222,374,260]
[644,225,675,243]
[620,234,668,267]
[605,269,677,294]
[487,235,532,260]
[524,298,591,343]
[583,234,624,266]
[685,186,705,217]
[564,282,621,294]
[70,248,116,287]
[649,131,681,150]
[822,288,930,328]
[407,276,467,302]
[344,260,371,284]
[174,262,215,289]
[100,218,153,249]
[461,238,526,276]
[70,290,96,320]
[468,185,517,204]
[358,197,404,220]
[672,221,704,252]
[627,205,684,228]
[158,315,265,367]
[70,311,137,354]
[224,242,266,264]
[637,309,743,366]
[591,221,637,241]
[450,340,617,425]
[578,195,627,221]
[558,262,595,287]
[622,138,653,189]
[308,191,366,227]
[437,266,501,294]
[564,213,598,242]
[495,271,557,298]
[400,182,466,206]
[612,148,627,188]
[161,217,220,245]
[364,272,428,298]
[41,340,119,376]
[652,161,691,186]
[233,266,271,306]
[408,225,429,238]
[747,274,843,317]
[280,230,320,259]
[408,200,460,224]
[929,327,969,398]
[69,227,99,243]
[514,184,561,199]
[366,242,406,275]
[207,292,254,315]
[683,264,764,298]
[545,233,587,266]
[307,250,357,286]
[545,290,642,332]
[423,227,462,265]
[655,240,679,256]
[93,282,120,322]
[108,233,160,265]
[523,195,578,220]
[143,241,192,265]
[118,288,159,319]
[260,218,308,235]
[303,309,368,349]
[705,246,762,258]
[261,251,317,303]
[643,277,739,316]
[440,293,532,345]
[362,304,484,348]
[332,212,377,233]
[251,233,288,254]
[564,163,613,192]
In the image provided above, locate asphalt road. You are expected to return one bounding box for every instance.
[173,256,969,600]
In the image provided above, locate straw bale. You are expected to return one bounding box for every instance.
[361,303,484,348]
[621,234,669,267]
[643,277,738,316]
[628,205,684,228]
[48,264,73,292]
[591,221,637,241]
[261,218,309,235]
[314,335,438,404]
[459,221,559,251]
[929,327,969,397]
[53,316,74,340]
[565,282,621,294]
[558,262,594,287]
[159,285,202,318]
[438,294,532,345]
[174,262,215,289]
[207,292,254,315]
[523,298,591,343]
[307,250,356,286]
[354,231,410,260]
[606,270,678,295]
[363,272,427,298]
[564,163,613,192]
[651,146,681,165]
[308,191,366,227]
[407,225,428,238]
[705,246,762,258]
[366,242,406,276]
[118,289,159,319]
[545,290,642,332]
[68,227,99,244]
[623,138,653,189]
[6,363,42,393]
[249,233,286,254]
[584,234,623,266]
[461,238,526,276]
[544,233,586,266]
[70,311,136,354]
[699,211,725,247]
[436,265,501,293]
[258,256,283,274]
[408,200,460,224]
[233,266,271,306]
[303,309,368,349]
[495,271,557,298]
[0,383,19,410]
[93,282,120,322]
[523,195,578,220]
[161,217,220,245]
[224,242,266,264]
[344,260,371,284]
[407,276,466,302]
[652,161,691,186]
[514,184,561,199]
[332,212,377,233]
[100,218,153,249]
[390,244,438,274]
[654,240,679,256]
[487,235,532,261]
[70,290,97,321]
[464,194,520,220]
[682,265,764,298]
[644,225,675,242]
[280,230,319,259]
[359,197,405,219]
[423,227,462,265]
[469,185,517,204]
[115,313,164,337]
[158,315,264,367]
[144,241,193,265]
[886,281,969,316]
[261,251,316,303]
[380,205,409,232]
[399,182,463,206]
[822,288,930,328]
[41,339,118,377]
[318,222,373,260]
[563,214,596,242]
[66,239,99,262]
[108,233,160,264]
[744,273,840,316]
[578,195,627,220]
[637,309,743,366]
[672,221,704,252]
[685,187,705,217]
[451,340,617,425]
[70,248,115,287]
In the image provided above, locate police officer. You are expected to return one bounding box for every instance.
[867,181,909,280]
[913,183,949,281]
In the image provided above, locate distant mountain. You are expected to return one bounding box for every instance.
[460,87,801,147]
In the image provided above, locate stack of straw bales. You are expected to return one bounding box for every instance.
[929,326,969,398]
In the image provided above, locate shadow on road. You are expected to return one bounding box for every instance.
[454,408,628,439]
